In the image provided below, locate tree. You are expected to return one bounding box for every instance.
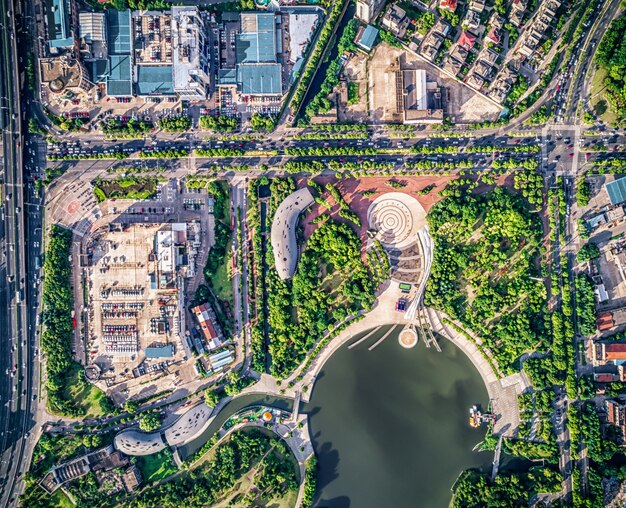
[139,413,161,432]
[124,399,139,414]
[577,242,600,263]
[250,113,276,132]
[204,390,219,407]
[576,178,591,206]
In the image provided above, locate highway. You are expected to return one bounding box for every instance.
[0,0,44,502]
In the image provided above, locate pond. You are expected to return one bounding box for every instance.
[305,325,493,508]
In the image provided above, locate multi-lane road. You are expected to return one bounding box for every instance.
[0,0,44,503]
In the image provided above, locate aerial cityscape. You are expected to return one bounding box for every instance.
[2,0,626,505]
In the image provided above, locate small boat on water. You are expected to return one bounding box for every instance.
[469,405,496,427]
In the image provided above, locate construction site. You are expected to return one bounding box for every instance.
[84,221,204,400]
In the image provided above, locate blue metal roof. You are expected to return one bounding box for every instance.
[237,63,282,95]
[106,10,133,97]
[606,178,626,206]
[46,0,73,48]
[107,55,133,97]
[145,344,175,359]
[107,9,132,55]
[136,65,175,96]
[357,25,379,52]
[236,13,278,64]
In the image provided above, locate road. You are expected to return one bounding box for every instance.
[0,0,45,503]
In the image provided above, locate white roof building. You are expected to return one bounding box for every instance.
[171,6,210,100]
[271,187,314,279]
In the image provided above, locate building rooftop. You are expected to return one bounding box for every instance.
[237,63,282,95]
[106,10,133,97]
[46,0,73,49]
[604,343,626,360]
[171,6,209,99]
[271,187,314,279]
[114,429,167,456]
[403,69,427,111]
[145,344,175,359]
[108,9,132,54]
[458,31,476,51]
[136,65,175,96]
[356,24,379,52]
[236,12,278,64]
[606,178,626,206]
[79,12,106,44]
[163,402,213,446]
[107,55,133,97]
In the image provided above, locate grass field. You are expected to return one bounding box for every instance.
[211,254,233,303]
[20,478,75,507]
[60,362,108,417]
[589,67,618,125]
[137,449,178,483]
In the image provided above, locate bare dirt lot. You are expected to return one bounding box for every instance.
[340,52,369,123]
[368,42,502,124]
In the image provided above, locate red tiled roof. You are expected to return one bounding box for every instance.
[440,0,457,10]
[458,31,476,50]
[486,28,500,44]
[605,343,626,360]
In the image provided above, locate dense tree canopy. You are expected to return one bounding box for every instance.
[268,220,375,377]
[595,14,626,123]
[425,188,546,372]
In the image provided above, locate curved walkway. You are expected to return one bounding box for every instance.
[283,282,528,437]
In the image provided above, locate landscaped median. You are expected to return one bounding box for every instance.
[48,151,129,161]
[193,148,278,157]
[92,176,160,203]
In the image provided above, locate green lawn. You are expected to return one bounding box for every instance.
[50,489,74,508]
[136,449,178,483]
[60,362,108,418]
[19,480,74,508]
[590,67,618,125]
[212,253,233,303]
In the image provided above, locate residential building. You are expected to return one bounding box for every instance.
[474,60,494,80]
[439,0,457,12]
[517,29,542,58]
[192,303,224,351]
[457,31,476,51]
[432,19,451,37]
[381,4,410,38]
[355,0,385,23]
[355,24,379,52]
[485,26,501,45]
[510,0,527,26]
[171,6,210,100]
[444,55,463,76]
[606,400,626,444]
[593,342,626,366]
[450,45,469,62]
[467,72,486,90]
[469,0,486,12]
[463,9,481,32]
[488,66,515,103]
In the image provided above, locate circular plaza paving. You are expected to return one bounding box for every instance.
[366,192,427,249]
